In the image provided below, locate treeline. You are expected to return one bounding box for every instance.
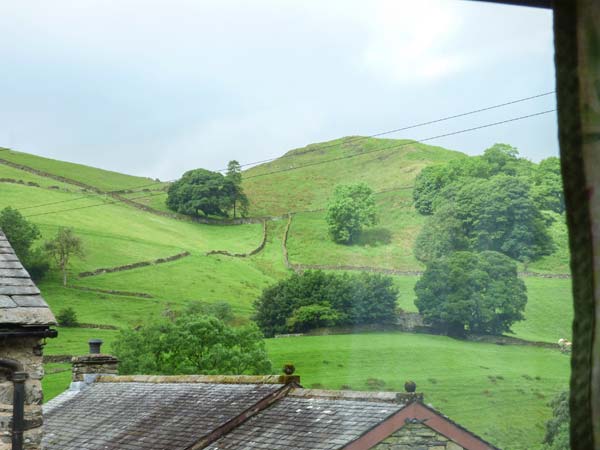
[413,144,562,263]
[253,270,398,337]
[411,144,563,336]
[166,161,249,219]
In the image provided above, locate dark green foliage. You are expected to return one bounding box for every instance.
[226,160,249,218]
[286,303,340,332]
[183,300,234,323]
[253,270,398,337]
[413,144,556,262]
[25,248,51,282]
[0,206,40,258]
[166,168,236,218]
[416,174,553,262]
[326,183,378,244]
[543,391,569,450]
[0,206,50,280]
[532,157,565,214]
[114,314,271,375]
[56,307,79,327]
[414,205,469,263]
[414,251,527,336]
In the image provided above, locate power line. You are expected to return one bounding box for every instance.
[20,109,554,219]
[24,191,166,218]
[220,90,555,171]
[244,109,556,180]
[10,91,555,211]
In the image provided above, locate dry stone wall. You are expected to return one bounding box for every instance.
[371,423,465,450]
[0,336,45,450]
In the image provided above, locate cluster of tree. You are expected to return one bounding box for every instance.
[253,270,398,337]
[166,161,249,218]
[0,207,84,285]
[413,144,561,263]
[113,310,271,376]
[414,251,527,337]
[326,183,378,244]
[542,390,569,450]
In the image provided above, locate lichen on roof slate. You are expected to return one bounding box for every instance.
[43,381,286,450]
[205,393,404,450]
[0,229,56,326]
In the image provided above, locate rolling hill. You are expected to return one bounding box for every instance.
[0,138,573,450]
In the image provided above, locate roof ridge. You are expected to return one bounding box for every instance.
[289,388,423,404]
[96,374,299,385]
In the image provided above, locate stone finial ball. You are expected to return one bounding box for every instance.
[404,381,417,393]
[283,364,295,375]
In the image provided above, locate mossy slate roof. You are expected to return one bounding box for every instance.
[206,395,403,450]
[0,229,56,326]
[43,381,286,450]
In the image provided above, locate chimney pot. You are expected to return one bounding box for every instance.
[89,339,103,354]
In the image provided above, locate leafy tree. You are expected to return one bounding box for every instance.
[414,205,469,263]
[166,168,236,218]
[286,303,340,332]
[415,172,553,263]
[226,160,249,218]
[44,227,85,286]
[0,206,40,259]
[414,251,527,337]
[183,300,234,323]
[113,314,271,375]
[56,307,79,327]
[0,207,50,281]
[253,270,398,337]
[543,391,569,450]
[532,157,565,213]
[326,183,378,244]
[413,144,535,216]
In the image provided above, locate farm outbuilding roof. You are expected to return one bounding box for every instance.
[44,374,499,450]
[0,229,56,327]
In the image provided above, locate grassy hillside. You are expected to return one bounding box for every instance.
[0,148,163,191]
[0,141,573,450]
[242,137,465,216]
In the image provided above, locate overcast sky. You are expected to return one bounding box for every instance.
[0,1,556,180]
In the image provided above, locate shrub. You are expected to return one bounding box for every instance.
[253,270,398,337]
[57,307,79,327]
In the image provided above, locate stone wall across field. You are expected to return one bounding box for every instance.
[78,252,190,278]
[206,221,268,258]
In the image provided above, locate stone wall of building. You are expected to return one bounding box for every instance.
[0,336,45,450]
[371,423,465,450]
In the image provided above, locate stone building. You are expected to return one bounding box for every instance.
[0,230,57,450]
[44,343,498,450]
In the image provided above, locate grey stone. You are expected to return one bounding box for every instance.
[0,296,16,308]
[11,296,48,307]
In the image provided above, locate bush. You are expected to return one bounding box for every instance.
[286,303,340,332]
[326,183,378,244]
[57,307,79,327]
[414,251,527,337]
[253,270,398,337]
[24,248,51,282]
[113,314,271,375]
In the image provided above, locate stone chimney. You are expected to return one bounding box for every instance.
[71,340,118,387]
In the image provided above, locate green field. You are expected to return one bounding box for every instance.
[1,139,574,450]
[267,332,569,450]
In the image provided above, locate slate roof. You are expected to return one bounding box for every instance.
[205,391,404,450]
[0,229,56,326]
[43,380,287,450]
